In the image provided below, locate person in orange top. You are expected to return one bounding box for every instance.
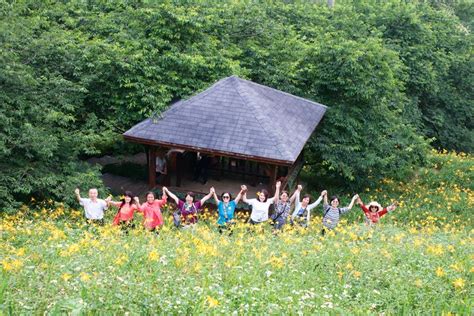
[108,191,139,230]
[135,189,168,232]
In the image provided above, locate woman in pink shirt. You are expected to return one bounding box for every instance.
[108,191,139,230]
[136,189,168,232]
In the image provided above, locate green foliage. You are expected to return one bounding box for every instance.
[0,0,472,207]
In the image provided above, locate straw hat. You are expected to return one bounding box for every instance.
[367,201,382,211]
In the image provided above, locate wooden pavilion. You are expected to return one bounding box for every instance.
[123,76,327,196]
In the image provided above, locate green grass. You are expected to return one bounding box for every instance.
[0,151,472,314]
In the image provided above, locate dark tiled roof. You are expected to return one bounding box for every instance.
[124,76,327,165]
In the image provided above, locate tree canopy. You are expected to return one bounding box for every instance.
[0,0,472,209]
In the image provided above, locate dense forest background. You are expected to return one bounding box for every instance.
[1,0,472,209]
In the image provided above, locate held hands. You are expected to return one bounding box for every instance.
[241,185,248,192]
[74,188,80,195]
[275,181,281,189]
[387,201,398,212]
[210,187,215,194]
[356,196,363,205]
[297,184,303,191]
[321,189,327,196]
[133,196,140,203]
[352,194,359,201]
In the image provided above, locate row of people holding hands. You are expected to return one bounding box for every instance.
[75,181,397,233]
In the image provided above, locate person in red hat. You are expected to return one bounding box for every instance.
[357,197,397,225]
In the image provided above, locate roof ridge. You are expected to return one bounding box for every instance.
[160,77,233,119]
[233,78,293,161]
[235,76,328,109]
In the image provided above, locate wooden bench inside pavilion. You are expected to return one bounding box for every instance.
[123,75,327,202]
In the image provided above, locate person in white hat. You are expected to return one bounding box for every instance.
[356,197,397,225]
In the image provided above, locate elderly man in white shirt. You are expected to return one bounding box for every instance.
[75,188,110,225]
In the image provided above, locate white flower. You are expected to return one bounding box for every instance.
[321,301,334,309]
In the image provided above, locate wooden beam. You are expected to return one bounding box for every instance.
[148,146,156,189]
[123,135,294,166]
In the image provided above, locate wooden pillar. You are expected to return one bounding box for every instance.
[269,164,278,192]
[148,146,156,189]
[176,152,183,187]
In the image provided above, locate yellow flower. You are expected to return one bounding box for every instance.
[15,248,25,256]
[415,279,423,288]
[266,256,284,269]
[435,267,445,277]
[452,278,465,289]
[80,272,91,282]
[61,273,72,282]
[350,247,360,255]
[206,296,219,308]
[352,270,361,279]
[148,250,160,262]
[114,255,128,266]
[450,263,463,272]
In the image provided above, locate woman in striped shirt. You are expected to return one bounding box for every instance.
[321,192,359,234]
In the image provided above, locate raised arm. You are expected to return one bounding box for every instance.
[74,188,82,202]
[240,185,249,203]
[211,187,219,204]
[163,187,179,205]
[234,188,244,204]
[323,190,328,206]
[289,185,301,204]
[273,181,281,202]
[200,188,214,205]
[107,200,122,208]
[307,190,326,211]
[347,194,359,210]
[357,196,370,214]
[382,201,398,215]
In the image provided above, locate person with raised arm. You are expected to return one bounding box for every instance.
[291,185,326,228]
[212,186,245,234]
[321,191,359,234]
[357,197,397,226]
[75,188,109,225]
[163,187,213,227]
[271,186,298,231]
[135,189,167,232]
[107,191,138,231]
[242,181,281,225]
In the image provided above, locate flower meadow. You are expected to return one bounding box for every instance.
[1,151,472,314]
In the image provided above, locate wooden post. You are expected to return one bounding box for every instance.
[269,165,278,192]
[148,146,156,189]
[176,152,183,187]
